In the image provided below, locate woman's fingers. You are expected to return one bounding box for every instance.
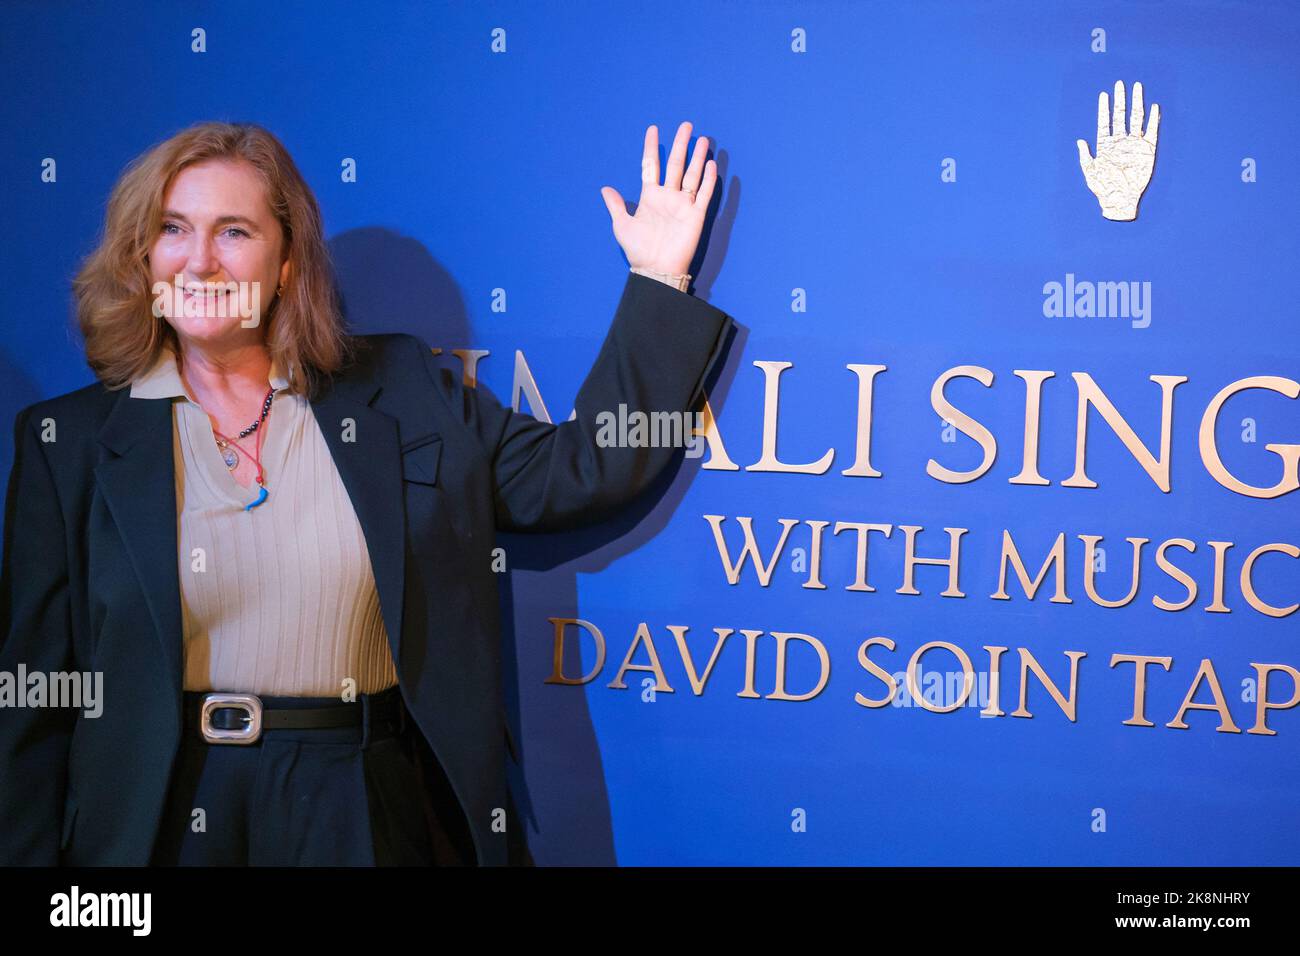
[663,121,692,190]
[682,135,708,196]
[694,159,718,209]
[600,185,628,225]
[641,124,659,187]
[639,120,714,206]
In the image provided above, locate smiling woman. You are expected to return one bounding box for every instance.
[150,163,289,341]
[0,120,733,867]
[74,125,349,402]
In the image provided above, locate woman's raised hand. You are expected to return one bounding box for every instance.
[601,121,717,277]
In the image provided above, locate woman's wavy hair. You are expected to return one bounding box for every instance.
[73,121,354,399]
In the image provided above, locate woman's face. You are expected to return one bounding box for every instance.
[148,158,290,351]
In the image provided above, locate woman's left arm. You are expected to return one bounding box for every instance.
[420,121,733,532]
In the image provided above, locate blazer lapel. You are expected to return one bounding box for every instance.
[310,378,407,672]
[95,392,185,695]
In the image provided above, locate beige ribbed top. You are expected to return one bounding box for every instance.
[130,343,399,697]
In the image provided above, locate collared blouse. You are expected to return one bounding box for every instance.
[129,344,398,697]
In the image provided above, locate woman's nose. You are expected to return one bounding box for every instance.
[184,234,218,274]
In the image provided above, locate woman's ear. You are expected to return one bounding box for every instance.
[278,259,291,291]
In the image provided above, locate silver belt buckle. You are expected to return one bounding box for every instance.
[199,693,263,745]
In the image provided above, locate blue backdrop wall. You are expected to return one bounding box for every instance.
[1,0,1297,865]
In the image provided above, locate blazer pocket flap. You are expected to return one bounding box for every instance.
[401,435,443,486]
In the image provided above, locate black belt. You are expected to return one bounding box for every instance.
[182,685,405,745]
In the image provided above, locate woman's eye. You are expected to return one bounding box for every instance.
[223,227,250,238]
[160,222,180,234]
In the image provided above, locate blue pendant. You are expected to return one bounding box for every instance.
[244,485,268,511]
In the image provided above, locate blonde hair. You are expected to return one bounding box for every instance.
[73,121,354,399]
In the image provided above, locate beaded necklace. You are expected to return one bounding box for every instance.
[212,386,276,511]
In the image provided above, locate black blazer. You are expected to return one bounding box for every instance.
[0,272,732,866]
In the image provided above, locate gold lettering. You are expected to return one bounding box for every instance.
[926,365,997,483]
[1109,654,1174,727]
[666,625,732,695]
[802,520,831,590]
[854,636,898,707]
[1009,370,1055,486]
[841,364,887,477]
[545,617,605,685]
[703,515,799,586]
[607,621,671,691]
[769,632,831,701]
[1063,372,1186,492]
[1010,649,1087,721]
[832,521,893,592]
[906,641,975,713]
[748,361,834,474]
[991,530,1071,603]
[1080,535,1148,608]
[1153,539,1198,611]
[1239,543,1299,618]
[1167,659,1241,732]
[695,394,741,470]
[1247,663,1300,736]
[897,526,967,597]
[982,646,1009,717]
[1198,376,1300,498]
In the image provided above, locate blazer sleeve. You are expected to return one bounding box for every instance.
[420,271,734,533]
[0,403,77,865]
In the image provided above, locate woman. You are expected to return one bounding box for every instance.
[0,120,732,865]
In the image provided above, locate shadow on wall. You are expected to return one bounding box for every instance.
[323,148,740,865]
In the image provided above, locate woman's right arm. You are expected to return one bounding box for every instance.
[0,403,77,865]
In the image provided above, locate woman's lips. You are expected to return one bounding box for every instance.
[183,288,229,298]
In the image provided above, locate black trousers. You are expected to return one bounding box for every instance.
[150,685,437,866]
